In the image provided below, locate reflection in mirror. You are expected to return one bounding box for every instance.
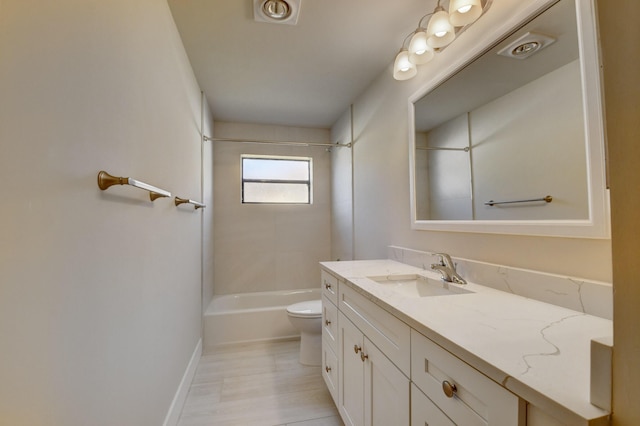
[409,0,609,237]
[415,0,585,221]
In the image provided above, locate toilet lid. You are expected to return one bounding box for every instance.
[287,299,322,318]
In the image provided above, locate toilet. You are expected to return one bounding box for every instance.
[286,299,323,366]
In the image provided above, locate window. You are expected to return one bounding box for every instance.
[241,155,312,204]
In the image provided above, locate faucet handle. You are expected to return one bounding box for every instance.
[434,253,454,268]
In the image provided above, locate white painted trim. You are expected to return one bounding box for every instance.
[163,338,202,426]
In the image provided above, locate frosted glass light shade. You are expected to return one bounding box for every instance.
[408,30,435,65]
[449,0,482,26]
[393,50,417,80]
[426,9,455,48]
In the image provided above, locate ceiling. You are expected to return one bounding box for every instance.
[168,0,428,128]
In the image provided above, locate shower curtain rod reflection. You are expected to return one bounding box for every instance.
[203,135,351,148]
[417,146,470,152]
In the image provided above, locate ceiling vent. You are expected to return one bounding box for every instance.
[253,0,301,26]
[497,32,557,60]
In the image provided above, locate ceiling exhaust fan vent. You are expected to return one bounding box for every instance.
[253,0,301,26]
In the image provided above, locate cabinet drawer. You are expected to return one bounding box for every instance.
[411,330,524,426]
[339,283,410,375]
[321,269,339,305]
[322,337,339,406]
[411,383,455,426]
[322,295,338,352]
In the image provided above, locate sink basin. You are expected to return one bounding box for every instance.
[367,274,473,298]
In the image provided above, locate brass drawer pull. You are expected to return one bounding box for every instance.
[325,319,331,326]
[360,352,369,362]
[325,365,332,373]
[324,282,332,290]
[442,381,457,398]
[354,345,362,354]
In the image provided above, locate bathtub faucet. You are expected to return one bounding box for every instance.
[431,253,467,285]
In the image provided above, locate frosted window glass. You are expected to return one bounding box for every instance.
[243,158,309,180]
[243,182,309,203]
[241,156,312,204]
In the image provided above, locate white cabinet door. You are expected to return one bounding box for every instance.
[364,337,410,426]
[321,269,339,305]
[322,336,339,406]
[411,383,456,426]
[339,312,365,426]
[322,295,339,349]
[411,330,524,426]
[339,312,409,426]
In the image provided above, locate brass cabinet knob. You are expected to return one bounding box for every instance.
[325,365,332,373]
[325,319,331,326]
[360,352,369,362]
[442,380,457,398]
[354,345,362,354]
[324,282,332,290]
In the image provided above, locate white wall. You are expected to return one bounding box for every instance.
[424,114,473,220]
[0,1,210,424]
[472,60,588,220]
[330,107,354,261]
[202,102,216,312]
[212,122,332,295]
[417,61,587,221]
[334,0,612,282]
[597,0,640,423]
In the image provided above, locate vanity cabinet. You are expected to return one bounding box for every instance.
[322,294,339,404]
[321,260,610,426]
[321,266,526,426]
[331,274,411,426]
[338,311,409,426]
[321,270,340,405]
[411,329,524,426]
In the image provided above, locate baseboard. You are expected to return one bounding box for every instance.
[163,338,202,426]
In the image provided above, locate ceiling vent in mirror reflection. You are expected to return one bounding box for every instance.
[497,32,557,60]
[254,0,301,25]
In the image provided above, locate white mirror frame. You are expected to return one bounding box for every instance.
[408,0,610,238]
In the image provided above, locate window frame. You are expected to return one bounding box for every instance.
[241,154,313,205]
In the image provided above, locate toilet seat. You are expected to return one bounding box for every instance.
[286,300,322,318]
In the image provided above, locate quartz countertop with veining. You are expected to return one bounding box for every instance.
[321,259,612,425]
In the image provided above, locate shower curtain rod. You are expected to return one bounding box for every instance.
[203,135,351,148]
[417,146,470,152]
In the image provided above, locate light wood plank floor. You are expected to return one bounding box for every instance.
[178,339,344,426]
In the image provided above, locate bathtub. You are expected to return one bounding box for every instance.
[203,288,321,348]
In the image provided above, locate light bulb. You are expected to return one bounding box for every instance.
[426,8,455,48]
[449,0,482,26]
[393,50,417,80]
[408,30,434,65]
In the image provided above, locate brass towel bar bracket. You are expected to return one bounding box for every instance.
[98,171,171,201]
[98,171,205,209]
[175,197,206,210]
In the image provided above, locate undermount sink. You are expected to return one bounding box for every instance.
[367,274,473,298]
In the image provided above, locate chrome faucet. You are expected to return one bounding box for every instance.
[430,253,467,285]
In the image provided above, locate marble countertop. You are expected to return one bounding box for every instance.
[321,259,612,425]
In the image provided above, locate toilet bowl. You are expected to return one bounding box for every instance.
[286,299,322,366]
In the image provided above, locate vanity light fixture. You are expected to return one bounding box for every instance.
[393,0,491,80]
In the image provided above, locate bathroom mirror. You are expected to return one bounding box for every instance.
[408,0,609,238]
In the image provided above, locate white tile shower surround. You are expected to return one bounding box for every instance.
[177,340,343,426]
[388,245,613,320]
